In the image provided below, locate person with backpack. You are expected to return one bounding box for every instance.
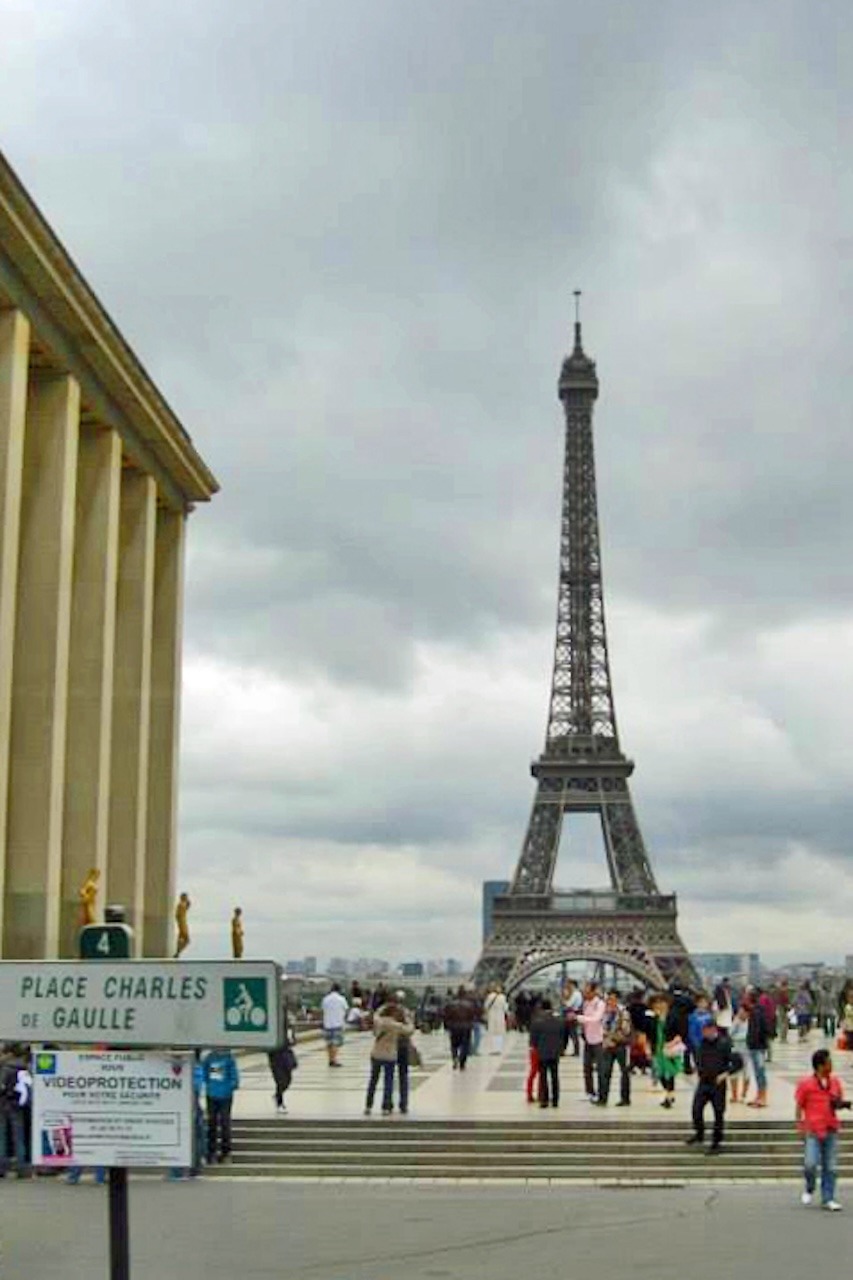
[0,1044,30,1179]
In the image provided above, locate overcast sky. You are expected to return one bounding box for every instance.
[2,0,851,969]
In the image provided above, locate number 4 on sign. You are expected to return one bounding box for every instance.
[79,924,133,960]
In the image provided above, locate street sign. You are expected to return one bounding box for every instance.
[32,1049,193,1169]
[79,924,133,960]
[0,960,282,1049]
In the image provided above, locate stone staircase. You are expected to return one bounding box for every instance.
[212,1118,847,1181]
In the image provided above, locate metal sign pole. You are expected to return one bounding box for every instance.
[108,1168,130,1280]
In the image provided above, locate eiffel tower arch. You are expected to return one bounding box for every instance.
[474,300,697,996]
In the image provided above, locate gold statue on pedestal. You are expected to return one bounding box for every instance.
[231,907,244,959]
[174,892,191,958]
[79,868,100,926]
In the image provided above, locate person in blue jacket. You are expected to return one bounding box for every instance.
[202,1049,240,1164]
[688,994,715,1061]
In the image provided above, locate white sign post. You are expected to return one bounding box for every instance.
[32,1049,194,1169]
[0,960,282,1049]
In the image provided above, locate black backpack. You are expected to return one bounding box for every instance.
[0,1062,19,1107]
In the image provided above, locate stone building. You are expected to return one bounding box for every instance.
[0,150,217,958]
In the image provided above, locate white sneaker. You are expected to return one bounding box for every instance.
[823,1200,843,1212]
[801,1192,813,1206]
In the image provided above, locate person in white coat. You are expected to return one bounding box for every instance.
[485,986,508,1055]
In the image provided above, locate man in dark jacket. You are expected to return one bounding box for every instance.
[444,988,475,1071]
[686,1021,736,1153]
[530,999,564,1108]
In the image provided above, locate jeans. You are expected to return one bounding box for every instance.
[0,1110,27,1173]
[366,1059,395,1112]
[395,1049,410,1114]
[66,1166,106,1184]
[538,1058,560,1107]
[804,1132,838,1204]
[692,1082,726,1145]
[206,1096,233,1160]
[748,1049,767,1092]
[599,1045,630,1105]
[449,1028,471,1069]
[583,1043,603,1097]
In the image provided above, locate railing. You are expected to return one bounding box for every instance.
[493,892,677,915]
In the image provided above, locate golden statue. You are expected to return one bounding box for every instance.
[174,893,191,958]
[79,868,100,926]
[231,907,244,959]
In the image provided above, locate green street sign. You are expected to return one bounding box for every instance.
[79,924,133,960]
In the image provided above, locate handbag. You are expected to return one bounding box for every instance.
[663,1036,685,1060]
[283,1045,298,1072]
[407,1040,423,1068]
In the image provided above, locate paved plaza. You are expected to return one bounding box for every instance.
[2,1180,852,1279]
[234,1025,851,1125]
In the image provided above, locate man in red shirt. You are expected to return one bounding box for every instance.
[794,1048,850,1211]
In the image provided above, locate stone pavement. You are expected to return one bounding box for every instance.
[234,1025,852,1123]
[2,1180,852,1279]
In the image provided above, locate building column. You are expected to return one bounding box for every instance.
[107,470,156,948]
[0,310,29,954]
[59,427,122,955]
[4,372,79,958]
[144,507,186,957]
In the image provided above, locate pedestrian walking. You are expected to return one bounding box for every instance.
[572,982,606,1103]
[744,993,769,1108]
[444,987,476,1070]
[484,986,508,1055]
[795,1048,850,1211]
[267,1003,298,1113]
[202,1048,240,1164]
[686,1020,737,1154]
[563,980,583,1056]
[728,1005,750,1104]
[598,991,632,1107]
[530,998,564,1108]
[0,1045,31,1179]
[321,983,349,1067]
[649,994,685,1109]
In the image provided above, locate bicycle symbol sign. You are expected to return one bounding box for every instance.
[222,978,269,1032]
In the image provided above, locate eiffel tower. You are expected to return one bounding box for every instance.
[475,299,697,993]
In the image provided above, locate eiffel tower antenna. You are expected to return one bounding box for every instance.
[474,308,696,993]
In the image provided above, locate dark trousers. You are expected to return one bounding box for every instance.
[692,1082,726,1145]
[268,1051,293,1106]
[0,1109,27,1172]
[599,1045,630,1105]
[538,1058,560,1107]
[449,1028,471,1069]
[206,1096,233,1160]
[583,1042,603,1097]
[396,1047,410,1114]
[366,1059,395,1112]
[566,1020,580,1055]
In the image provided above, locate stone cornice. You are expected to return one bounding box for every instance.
[0,150,218,509]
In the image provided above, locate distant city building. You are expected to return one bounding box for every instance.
[328,957,351,976]
[446,959,463,977]
[399,962,424,978]
[303,956,317,976]
[482,881,511,944]
[693,952,761,986]
[284,960,305,975]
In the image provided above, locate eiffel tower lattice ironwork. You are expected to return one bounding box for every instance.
[474,303,696,993]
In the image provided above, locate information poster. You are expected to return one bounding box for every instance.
[32,1049,193,1169]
